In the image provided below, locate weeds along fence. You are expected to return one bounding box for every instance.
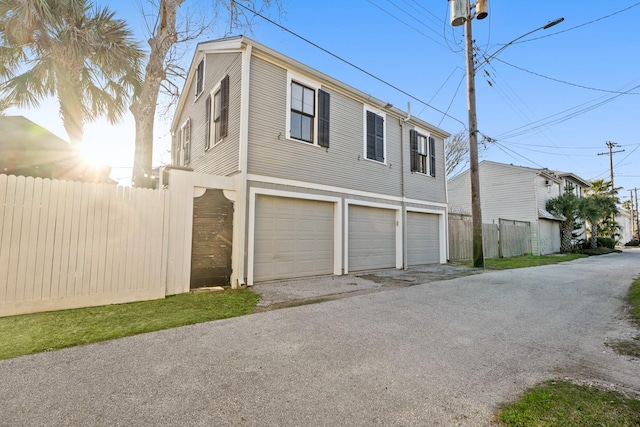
[448,214,531,261]
[0,175,168,317]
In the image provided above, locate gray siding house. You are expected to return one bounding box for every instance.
[169,36,450,287]
[448,161,590,255]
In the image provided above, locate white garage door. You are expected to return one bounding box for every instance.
[407,212,440,266]
[348,205,396,271]
[254,196,334,282]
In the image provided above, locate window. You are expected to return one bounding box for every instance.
[286,73,330,148]
[195,59,204,97]
[290,81,315,143]
[366,110,385,163]
[410,130,436,177]
[206,75,229,149]
[179,118,191,166]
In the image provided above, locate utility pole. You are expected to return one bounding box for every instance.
[449,1,562,267]
[464,3,484,268]
[630,190,636,238]
[450,0,488,268]
[636,188,639,239]
[635,188,640,239]
[597,141,624,191]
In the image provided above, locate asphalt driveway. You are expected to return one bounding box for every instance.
[1,251,639,426]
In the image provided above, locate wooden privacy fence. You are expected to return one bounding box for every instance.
[0,175,168,317]
[448,214,531,261]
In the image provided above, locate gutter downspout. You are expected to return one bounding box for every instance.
[231,43,252,288]
[401,102,411,269]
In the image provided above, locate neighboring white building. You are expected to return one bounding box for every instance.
[448,161,590,255]
[168,36,450,289]
[616,208,634,244]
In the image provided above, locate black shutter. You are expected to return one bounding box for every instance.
[318,89,330,148]
[409,129,418,172]
[205,94,211,150]
[429,136,436,177]
[366,111,376,160]
[220,75,229,138]
[375,114,384,162]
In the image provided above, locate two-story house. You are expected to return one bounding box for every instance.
[448,161,591,255]
[169,36,450,288]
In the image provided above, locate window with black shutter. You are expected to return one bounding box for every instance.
[410,129,429,174]
[318,89,330,148]
[290,81,315,143]
[366,111,384,162]
[195,59,204,97]
[219,75,229,138]
[429,136,436,177]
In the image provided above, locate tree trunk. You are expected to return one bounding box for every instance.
[130,0,184,188]
[590,220,598,249]
[560,218,574,253]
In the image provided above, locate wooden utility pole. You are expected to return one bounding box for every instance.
[597,141,624,191]
[464,2,484,268]
[631,190,636,238]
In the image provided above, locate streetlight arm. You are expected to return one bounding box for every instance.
[478,17,564,70]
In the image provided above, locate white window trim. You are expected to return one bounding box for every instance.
[413,126,434,177]
[195,57,205,100]
[363,106,387,165]
[208,80,223,149]
[286,71,322,146]
[180,118,190,166]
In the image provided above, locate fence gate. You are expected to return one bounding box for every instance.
[191,189,233,288]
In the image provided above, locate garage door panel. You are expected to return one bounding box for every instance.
[255,196,334,282]
[348,205,396,271]
[407,212,440,266]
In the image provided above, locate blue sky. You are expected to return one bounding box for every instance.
[8,0,640,198]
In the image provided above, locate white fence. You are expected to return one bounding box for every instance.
[0,175,168,316]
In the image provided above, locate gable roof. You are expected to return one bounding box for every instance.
[173,36,450,139]
[552,171,591,188]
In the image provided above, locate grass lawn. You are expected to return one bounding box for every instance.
[0,290,258,361]
[498,380,640,426]
[478,253,587,270]
[608,277,640,358]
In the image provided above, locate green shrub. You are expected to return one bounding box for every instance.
[625,239,640,247]
[597,237,616,249]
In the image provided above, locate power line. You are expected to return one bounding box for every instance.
[494,82,640,140]
[493,58,640,95]
[233,1,468,128]
[498,2,640,45]
[364,0,451,50]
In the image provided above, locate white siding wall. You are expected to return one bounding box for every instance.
[174,52,242,176]
[448,162,538,223]
[246,56,445,200]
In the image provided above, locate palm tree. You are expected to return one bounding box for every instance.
[546,186,580,253]
[579,191,619,249]
[0,0,143,145]
[584,179,621,241]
